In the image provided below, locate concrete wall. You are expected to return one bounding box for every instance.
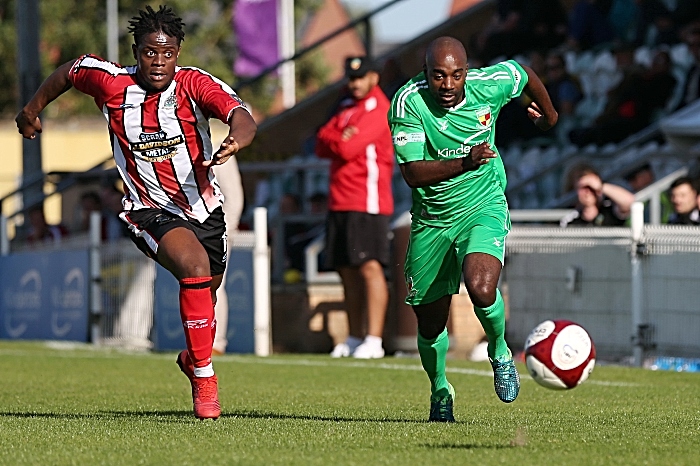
[504,245,700,360]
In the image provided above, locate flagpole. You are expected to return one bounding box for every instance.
[278,0,295,109]
[107,0,119,62]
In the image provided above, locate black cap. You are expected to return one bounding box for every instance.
[344,56,377,78]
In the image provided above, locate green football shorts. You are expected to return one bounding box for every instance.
[404,199,510,306]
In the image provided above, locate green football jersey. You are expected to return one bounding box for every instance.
[388,60,528,226]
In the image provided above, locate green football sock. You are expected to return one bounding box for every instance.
[417,327,450,400]
[473,288,509,361]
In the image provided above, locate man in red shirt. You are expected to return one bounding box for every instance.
[316,56,394,359]
[15,5,257,420]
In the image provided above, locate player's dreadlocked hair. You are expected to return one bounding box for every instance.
[128,5,185,46]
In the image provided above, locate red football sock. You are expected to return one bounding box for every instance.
[179,277,214,371]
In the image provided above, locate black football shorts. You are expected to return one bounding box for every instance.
[324,211,391,269]
[122,206,227,276]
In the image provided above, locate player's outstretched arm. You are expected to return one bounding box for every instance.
[205,107,257,167]
[400,142,495,188]
[521,64,558,131]
[15,59,78,139]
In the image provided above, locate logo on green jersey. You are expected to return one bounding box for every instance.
[476,106,491,127]
[437,144,471,158]
[393,131,426,147]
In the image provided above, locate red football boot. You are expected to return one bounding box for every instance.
[176,350,221,420]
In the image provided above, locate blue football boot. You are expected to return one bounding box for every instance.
[490,350,520,403]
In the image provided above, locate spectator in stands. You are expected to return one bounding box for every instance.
[560,164,636,226]
[78,191,102,232]
[624,163,673,223]
[632,0,677,47]
[668,177,700,225]
[676,26,700,110]
[476,0,567,63]
[606,0,674,45]
[316,56,394,359]
[642,49,677,114]
[78,189,128,241]
[625,162,655,192]
[545,52,583,143]
[25,205,69,245]
[566,0,615,51]
[495,50,550,147]
[546,53,583,117]
[570,46,675,146]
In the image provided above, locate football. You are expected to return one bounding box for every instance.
[524,319,596,390]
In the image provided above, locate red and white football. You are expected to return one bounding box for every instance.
[524,319,596,390]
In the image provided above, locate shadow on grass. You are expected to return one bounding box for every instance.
[0,410,193,422]
[0,410,430,424]
[421,442,514,450]
[222,409,426,423]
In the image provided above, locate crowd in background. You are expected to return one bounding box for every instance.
[19,179,129,249]
[17,0,700,264]
[471,0,700,149]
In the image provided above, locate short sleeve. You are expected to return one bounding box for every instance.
[388,94,426,164]
[69,54,123,106]
[482,60,529,107]
[186,69,249,123]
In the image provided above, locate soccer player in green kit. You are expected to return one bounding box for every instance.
[389,36,558,422]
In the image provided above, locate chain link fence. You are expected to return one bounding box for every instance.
[504,225,700,360]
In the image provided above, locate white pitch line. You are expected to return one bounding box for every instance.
[0,347,640,387]
[220,355,640,387]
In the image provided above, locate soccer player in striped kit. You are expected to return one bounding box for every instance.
[389,37,557,421]
[15,5,257,420]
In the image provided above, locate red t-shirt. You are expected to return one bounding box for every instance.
[316,85,394,215]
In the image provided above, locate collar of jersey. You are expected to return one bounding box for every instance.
[447,97,467,112]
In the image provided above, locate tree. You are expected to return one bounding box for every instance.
[3,0,327,119]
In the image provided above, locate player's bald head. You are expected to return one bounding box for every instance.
[424,37,468,108]
[425,36,467,69]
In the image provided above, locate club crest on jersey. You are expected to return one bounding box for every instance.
[163,92,178,109]
[130,131,184,162]
[476,106,492,127]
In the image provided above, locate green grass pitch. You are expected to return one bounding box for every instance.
[0,341,698,465]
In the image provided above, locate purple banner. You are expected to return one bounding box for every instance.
[233,0,279,77]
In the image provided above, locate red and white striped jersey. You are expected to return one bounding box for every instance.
[69,54,249,222]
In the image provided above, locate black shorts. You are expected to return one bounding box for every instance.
[324,211,391,269]
[122,207,227,276]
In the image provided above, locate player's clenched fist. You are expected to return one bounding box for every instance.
[461,141,496,172]
[15,109,43,139]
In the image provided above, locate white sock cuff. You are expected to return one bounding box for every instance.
[194,363,214,378]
